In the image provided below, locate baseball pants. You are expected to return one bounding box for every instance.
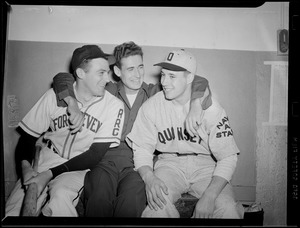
[141,153,244,218]
[5,147,87,217]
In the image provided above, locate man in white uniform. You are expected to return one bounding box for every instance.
[5,45,124,217]
[126,49,243,218]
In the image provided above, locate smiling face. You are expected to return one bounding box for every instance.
[81,57,110,97]
[160,69,192,105]
[115,54,145,95]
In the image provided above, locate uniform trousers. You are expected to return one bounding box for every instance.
[83,142,147,217]
[5,147,87,217]
[142,153,244,218]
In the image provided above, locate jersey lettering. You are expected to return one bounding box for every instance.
[216,116,234,138]
[216,129,233,138]
[53,114,69,131]
[112,108,124,136]
[82,113,102,133]
[158,127,202,145]
[216,116,229,129]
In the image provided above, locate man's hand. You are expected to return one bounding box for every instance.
[21,160,38,184]
[24,170,53,197]
[143,172,169,211]
[185,98,204,137]
[64,96,84,134]
[192,176,228,218]
[192,192,216,218]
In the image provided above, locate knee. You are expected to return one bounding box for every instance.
[84,167,112,192]
[215,197,241,219]
[49,186,70,201]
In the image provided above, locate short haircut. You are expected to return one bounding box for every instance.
[113,41,143,68]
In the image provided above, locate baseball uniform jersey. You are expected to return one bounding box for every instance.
[19,84,124,160]
[126,91,240,170]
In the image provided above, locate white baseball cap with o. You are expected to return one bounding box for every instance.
[154,49,197,75]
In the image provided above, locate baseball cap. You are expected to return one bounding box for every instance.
[71,45,116,71]
[154,49,197,75]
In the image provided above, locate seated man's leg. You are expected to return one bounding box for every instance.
[41,170,87,217]
[190,179,243,219]
[142,159,188,218]
[84,161,118,217]
[5,147,60,217]
[114,167,146,217]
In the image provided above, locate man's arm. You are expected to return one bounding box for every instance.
[191,75,211,108]
[193,104,240,218]
[133,143,168,211]
[137,165,168,210]
[52,72,117,133]
[193,176,228,218]
[53,73,84,133]
[53,72,117,106]
[15,127,39,181]
[24,142,111,197]
[186,76,212,137]
[53,72,76,107]
[192,154,237,218]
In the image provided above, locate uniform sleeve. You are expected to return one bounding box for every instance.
[94,100,125,148]
[50,142,111,178]
[213,154,237,182]
[191,76,212,110]
[53,72,76,107]
[205,105,240,161]
[19,89,56,138]
[126,102,157,169]
[132,142,154,171]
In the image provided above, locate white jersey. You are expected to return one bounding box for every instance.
[126,91,239,167]
[19,88,124,160]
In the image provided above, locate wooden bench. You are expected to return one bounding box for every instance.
[174,193,198,218]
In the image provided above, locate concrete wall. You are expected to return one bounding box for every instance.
[2,2,289,225]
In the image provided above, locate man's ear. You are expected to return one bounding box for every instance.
[187,72,195,84]
[113,65,121,78]
[76,68,85,79]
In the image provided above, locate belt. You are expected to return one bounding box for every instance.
[174,153,198,157]
[155,151,199,157]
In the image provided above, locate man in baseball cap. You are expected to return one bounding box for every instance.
[153,49,199,101]
[154,49,197,75]
[127,48,243,219]
[5,44,124,217]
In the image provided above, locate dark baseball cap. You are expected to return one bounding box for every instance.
[71,45,116,71]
